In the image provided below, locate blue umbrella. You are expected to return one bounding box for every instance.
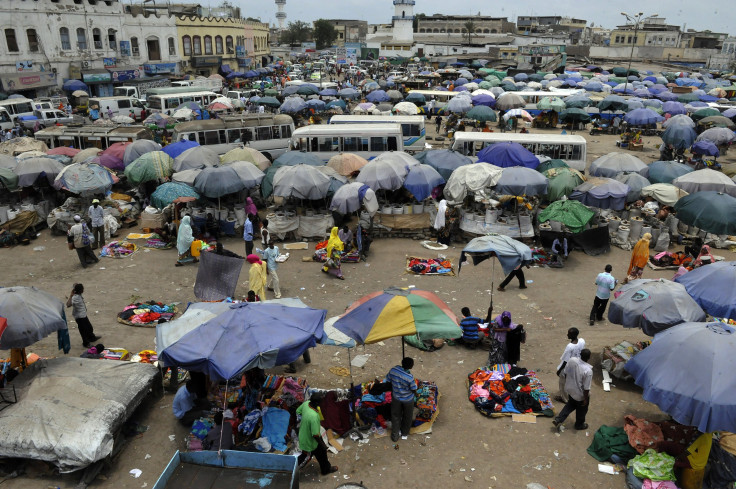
[338,87,360,99]
[366,90,390,103]
[569,177,629,210]
[645,161,693,184]
[455,77,469,85]
[305,99,326,111]
[692,140,720,157]
[176,101,203,111]
[513,73,528,82]
[662,101,687,115]
[162,139,199,160]
[657,91,679,101]
[326,99,346,110]
[151,182,200,208]
[403,164,445,201]
[471,94,495,107]
[476,142,539,169]
[280,97,306,113]
[62,79,88,92]
[282,85,300,96]
[675,261,736,320]
[319,88,337,97]
[624,321,736,433]
[297,84,319,96]
[583,81,604,92]
[495,166,548,196]
[245,70,258,78]
[420,149,473,180]
[661,124,698,150]
[160,302,326,381]
[405,92,426,105]
[624,108,663,125]
[722,108,736,119]
[589,152,647,178]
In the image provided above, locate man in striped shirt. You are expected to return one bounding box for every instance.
[387,357,417,442]
[459,307,481,348]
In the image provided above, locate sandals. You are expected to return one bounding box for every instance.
[497,286,505,292]
[321,466,338,475]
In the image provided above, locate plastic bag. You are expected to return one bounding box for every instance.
[253,437,272,452]
[653,232,670,253]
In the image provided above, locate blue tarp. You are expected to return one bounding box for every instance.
[162,139,199,160]
[476,142,539,169]
[675,261,736,320]
[459,234,533,276]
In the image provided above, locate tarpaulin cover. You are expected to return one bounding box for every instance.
[193,251,244,301]
[443,163,503,204]
[675,261,736,320]
[459,234,532,276]
[538,200,594,234]
[0,358,157,471]
[159,302,326,380]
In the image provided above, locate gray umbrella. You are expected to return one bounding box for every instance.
[589,152,647,178]
[122,139,162,166]
[14,157,64,187]
[330,181,376,214]
[673,168,736,197]
[0,154,17,171]
[386,89,404,102]
[225,161,266,188]
[494,166,548,196]
[495,92,526,111]
[696,127,736,146]
[194,166,251,198]
[273,164,331,200]
[173,146,220,172]
[615,172,651,202]
[0,286,68,349]
[608,279,706,336]
[316,166,348,196]
[171,168,202,186]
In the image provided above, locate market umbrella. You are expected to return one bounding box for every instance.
[699,115,735,129]
[597,95,628,112]
[420,149,472,180]
[0,154,16,171]
[405,92,426,105]
[123,140,162,166]
[162,139,199,160]
[151,182,199,209]
[62,80,87,92]
[673,169,736,197]
[445,96,472,113]
[696,127,736,146]
[559,108,591,123]
[674,191,736,235]
[624,108,664,126]
[663,114,695,128]
[691,140,720,157]
[0,167,19,191]
[261,151,324,199]
[624,321,736,433]
[366,90,390,103]
[661,124,698,150]
[640,183,689,206]
[171,169,201,186]
[338,88,360,100]
[691,108,721,122]
[495,93,525,111]
[615,172,651,202]
[476,142,539,169]
[257,96,281,108]
[662,101,687,115]
[173,146,219,172]
[393,101,419,115]
[305,99,326,112]
[296,84,320,96]
[495,166,548,196]
[0,286,67,353]
[71,147,102,163]
[386,89,404,102]
[537,159,569,174]
[85,154,123,172]
[279,97,306,113]
[160,302,326,381]
[194,165,254,198]
[563,94,592,109]
[459,234,533,301]
[53,162,116,196]
[544,167,585,201]
[466,105,497,122]
[538,200,594,234]
[443,163,503,204]
[221,147,270,171]
[356,152,419,191]
[502,108,533,122]
[225,161,266,188]
[175,101,202,111]
[403,164,445,201]
[124,151,174,185]
[47,147,79,157]
[143,113,175,128]
[537,96,566,112]
[273,164,331,200]
[589,152,647,178]
[471,94,496,107]
[70,89,88,97]
[329,181,378,214]
[332,287,460,346]
[101,142,131,161]
[327,153,368,176]
[13,157,64,187]
[569,177,629,210]
[675,261,736,320]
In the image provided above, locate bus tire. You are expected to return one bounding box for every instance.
[435,136,445,142]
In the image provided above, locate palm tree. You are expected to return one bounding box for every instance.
[463,20,476,45]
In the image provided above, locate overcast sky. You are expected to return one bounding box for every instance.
[209,0,731,34]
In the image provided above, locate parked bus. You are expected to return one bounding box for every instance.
[0,98,35,122]
[329,115,426,152]
[518,89,585,115]
[407,89,458,105]
[450,132,588,171]
[89,96,146,120]
[289,123,404,162]
[34,125,153,150]
[146,91,219,113]
[171,113,294,160]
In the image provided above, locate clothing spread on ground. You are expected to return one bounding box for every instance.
[353,379,440,434]
[100,240,138,258]
[313,240,360,263]
[467,364,554,417]
[117,301,177,327]
[406,256,455,275]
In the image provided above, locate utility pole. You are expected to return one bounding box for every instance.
[620,11,644,96]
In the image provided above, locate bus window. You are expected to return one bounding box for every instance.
[388,136,398,151]
[370,136,387,152]
[310,137,318,152]
[227,128,241,142]
[401,124,420,137]
[271,126,280,139]
[318,136,339,152]
[571,144,582,161]
[218,129,226,143]
[342,136,367,152]
[281,125,292,138]
[256,126,271,140]
[202,130,220,145]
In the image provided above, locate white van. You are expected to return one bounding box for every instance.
[227,90,259,100]
[0,108,12,131]
[0,98,35,122]
[89,96,146,120]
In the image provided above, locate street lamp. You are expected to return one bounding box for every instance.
[621,12,644,95]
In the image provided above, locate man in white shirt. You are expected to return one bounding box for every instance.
[590,264,616,325]
[556,328,586,403]
[553,349,592,431]
[88,199,105,249]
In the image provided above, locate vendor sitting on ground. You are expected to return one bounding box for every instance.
[458,307,481,348]
[204,411,234,450]
[204,213,220,240]
[172,380,208,426]
[338,225,354,250]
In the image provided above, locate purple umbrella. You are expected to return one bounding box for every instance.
[89,154,124,171]
[472,94,496,107]
[657,92,678,101]
[691,141,720,157]
[663,101,687,115]
[454,86,468,92]
[722,108,736,119]
[455,77,469,85]
[476,142,539,169]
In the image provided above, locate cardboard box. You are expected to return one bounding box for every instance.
[140,213,166,230]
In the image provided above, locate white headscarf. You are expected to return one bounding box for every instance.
[433,199,447,230]
[176,215,194,255]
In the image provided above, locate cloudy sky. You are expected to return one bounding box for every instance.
[210,0,730,34]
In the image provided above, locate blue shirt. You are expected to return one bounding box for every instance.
[243,219,253,241]
[460,315,480,341]
[172,385,196,419]
[595,272,616,299]
[262,246,279,271]
[386,365,417,402]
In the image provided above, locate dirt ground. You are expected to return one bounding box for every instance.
[2,126,735,489]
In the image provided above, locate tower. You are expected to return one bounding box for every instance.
[275,0,286,31]
[392,0,415,43]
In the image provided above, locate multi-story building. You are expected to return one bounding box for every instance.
[680,30,727,50]
[244,21,271,69]
[609,16,681,48]
[175,15,247,76]
[328,20,368,46]
[517,16,586,34]
[417,14,515,35]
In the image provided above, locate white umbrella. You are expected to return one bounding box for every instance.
[640,183,689,206]
[393,101,419,115]
[172,108,194,120]
[673,169,736,197]
[443,163,503,204]
[273,164,331,200]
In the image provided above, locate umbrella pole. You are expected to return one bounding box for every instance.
[348,347,354,389]
[490,257,495,310]
[401,336,405,358]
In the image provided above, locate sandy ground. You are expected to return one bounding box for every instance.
[2,127,735,489]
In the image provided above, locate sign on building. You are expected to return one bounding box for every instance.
[103,58,117,69]
[16,61,34,71]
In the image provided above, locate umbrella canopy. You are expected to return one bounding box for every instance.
[194,165,253,198]
[624,321,736,433]
[420,149,472,180]
[696,127,736,146]
[646,160,694,184]
[673,169,736,197]
[691,140,720,157]
[123,140,162,166]
[221,147,270,171]
[675,261,736,320]
[338,88,360,99]
[538,199,595,233]
[502,108,533,122]
[226,161,266,188]
[329,181,378,214]
[273,164,331,200]
[124,151,174,185]
[597,95,628,112]
[661,124,698,150]
[356,152,419,191]
[13,157,64,187]
[0,167,19,191]
[466,105,497,122]
[87,154,124,172]
[443,163,503,204]
[589,152,647,178]
[691,108,721,122]
[71,147,102,163]
[53,163,116,196]
[171,168,202,186]
[544,167,585,201]
[101,142,131,161]
[662,101,687,115]
[405,92,426,105]
[386,89,403,102]
[495,92,525,111]
[563,94,592,109]
[674,191,736,235]
[608,279,706,336]
[537,96,566,112]
[261,151,324,198]
[332,287,460,345]
[47,147,80,157]
[327,153,368,176]
[663,114,695,128]
[459,234,533,276]
[257,96,281,108]
[393,101,418,115]
[279,97,306,113]
[0,154,16,171]
[173,146,220,172]
[624,108,664,125]
[476,142,539,169]
[62,80,88,92]
[445,96,472,113]
[296,84,320,96]
[537,159,569,174]
[366,90,390,103]
[160,302,326,381]
[403,164,445,201]
[640,183,689,206]
[615,172,651,202]
[559,108,591,123]
[151,182,199,208]
[0,287,67,349]
[569,177,629,210]
[495,166,548,196]
[162,139,200,160]
[699,115,735,129]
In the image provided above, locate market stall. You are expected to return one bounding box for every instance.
[467,364,554,418]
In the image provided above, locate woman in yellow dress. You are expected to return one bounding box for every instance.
[247,254,267,299]
[322,227,345,280]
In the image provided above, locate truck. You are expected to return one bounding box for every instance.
[112,77,172,101]
[19,109,75,129]
[171,77,223,92]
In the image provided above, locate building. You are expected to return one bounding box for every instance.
[517,16,586,34]
[275,0,286,32]
[609,16,681,48]
[706,36,736,70]
[329,19,368,46]
[244,21,271,68]
[119,11,179,86]
[392,0,415,43]
[175,15,247,76]
[680,30,727,50]
[416,15,515,35]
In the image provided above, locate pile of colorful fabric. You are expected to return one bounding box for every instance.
[531,247,551,266]
[352,378,441,433]
[144,234,174,249]
[117,301,178,327]
[100,240,138,258]
[132,350,158,364]
[601,340,651,380]
[313,247,361,263]
[467,365,554,418]
[406,257,454,275]
[412,381,440,433]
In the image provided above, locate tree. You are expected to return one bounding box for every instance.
[463,20,476,45]
[282,21,311,46]
[313,19,337,50]
[413,13,426,32]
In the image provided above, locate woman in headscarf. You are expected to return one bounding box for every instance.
[247,254,267,299]
[321,227,345,279]
[175,215,196,266]
[434,199,458,246]
[624,232,651,284]
[244,197,259,227]
[693,245,714,268]
[487,310,518,366]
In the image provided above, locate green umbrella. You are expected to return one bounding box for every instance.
[698,115,735,128]
[674,191,736,235]
[0,92,8,101]
[538,199,595,233]
[543,167,585,202]
[537,96,566,112]
[677,92,700,103]
[124,151,174,185]
[0,167,19,191]
[479,80,498,89]
[559,108,591,123]
[691,108,721,122]
[150,182,199,208]
[264,88,278,96]
[257,96,281,108]
[466,105,497,122]
[537,159,569,174]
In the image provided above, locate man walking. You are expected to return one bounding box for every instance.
[296,392,338,475]
[553,348,592,431]
[67,215,99,268]
[458,307,481,348]
[243,213,254,256]
[590,264,616,325]
[556,328,586,403]
[497,264,529,292]
[261,241,281,299]
[65,283,101,347]
[387,357,417,442]
[88,199,105,249]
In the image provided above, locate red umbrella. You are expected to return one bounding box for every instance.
[208,102,230,111]
[102,142,131,160]
[47,147,80,157]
